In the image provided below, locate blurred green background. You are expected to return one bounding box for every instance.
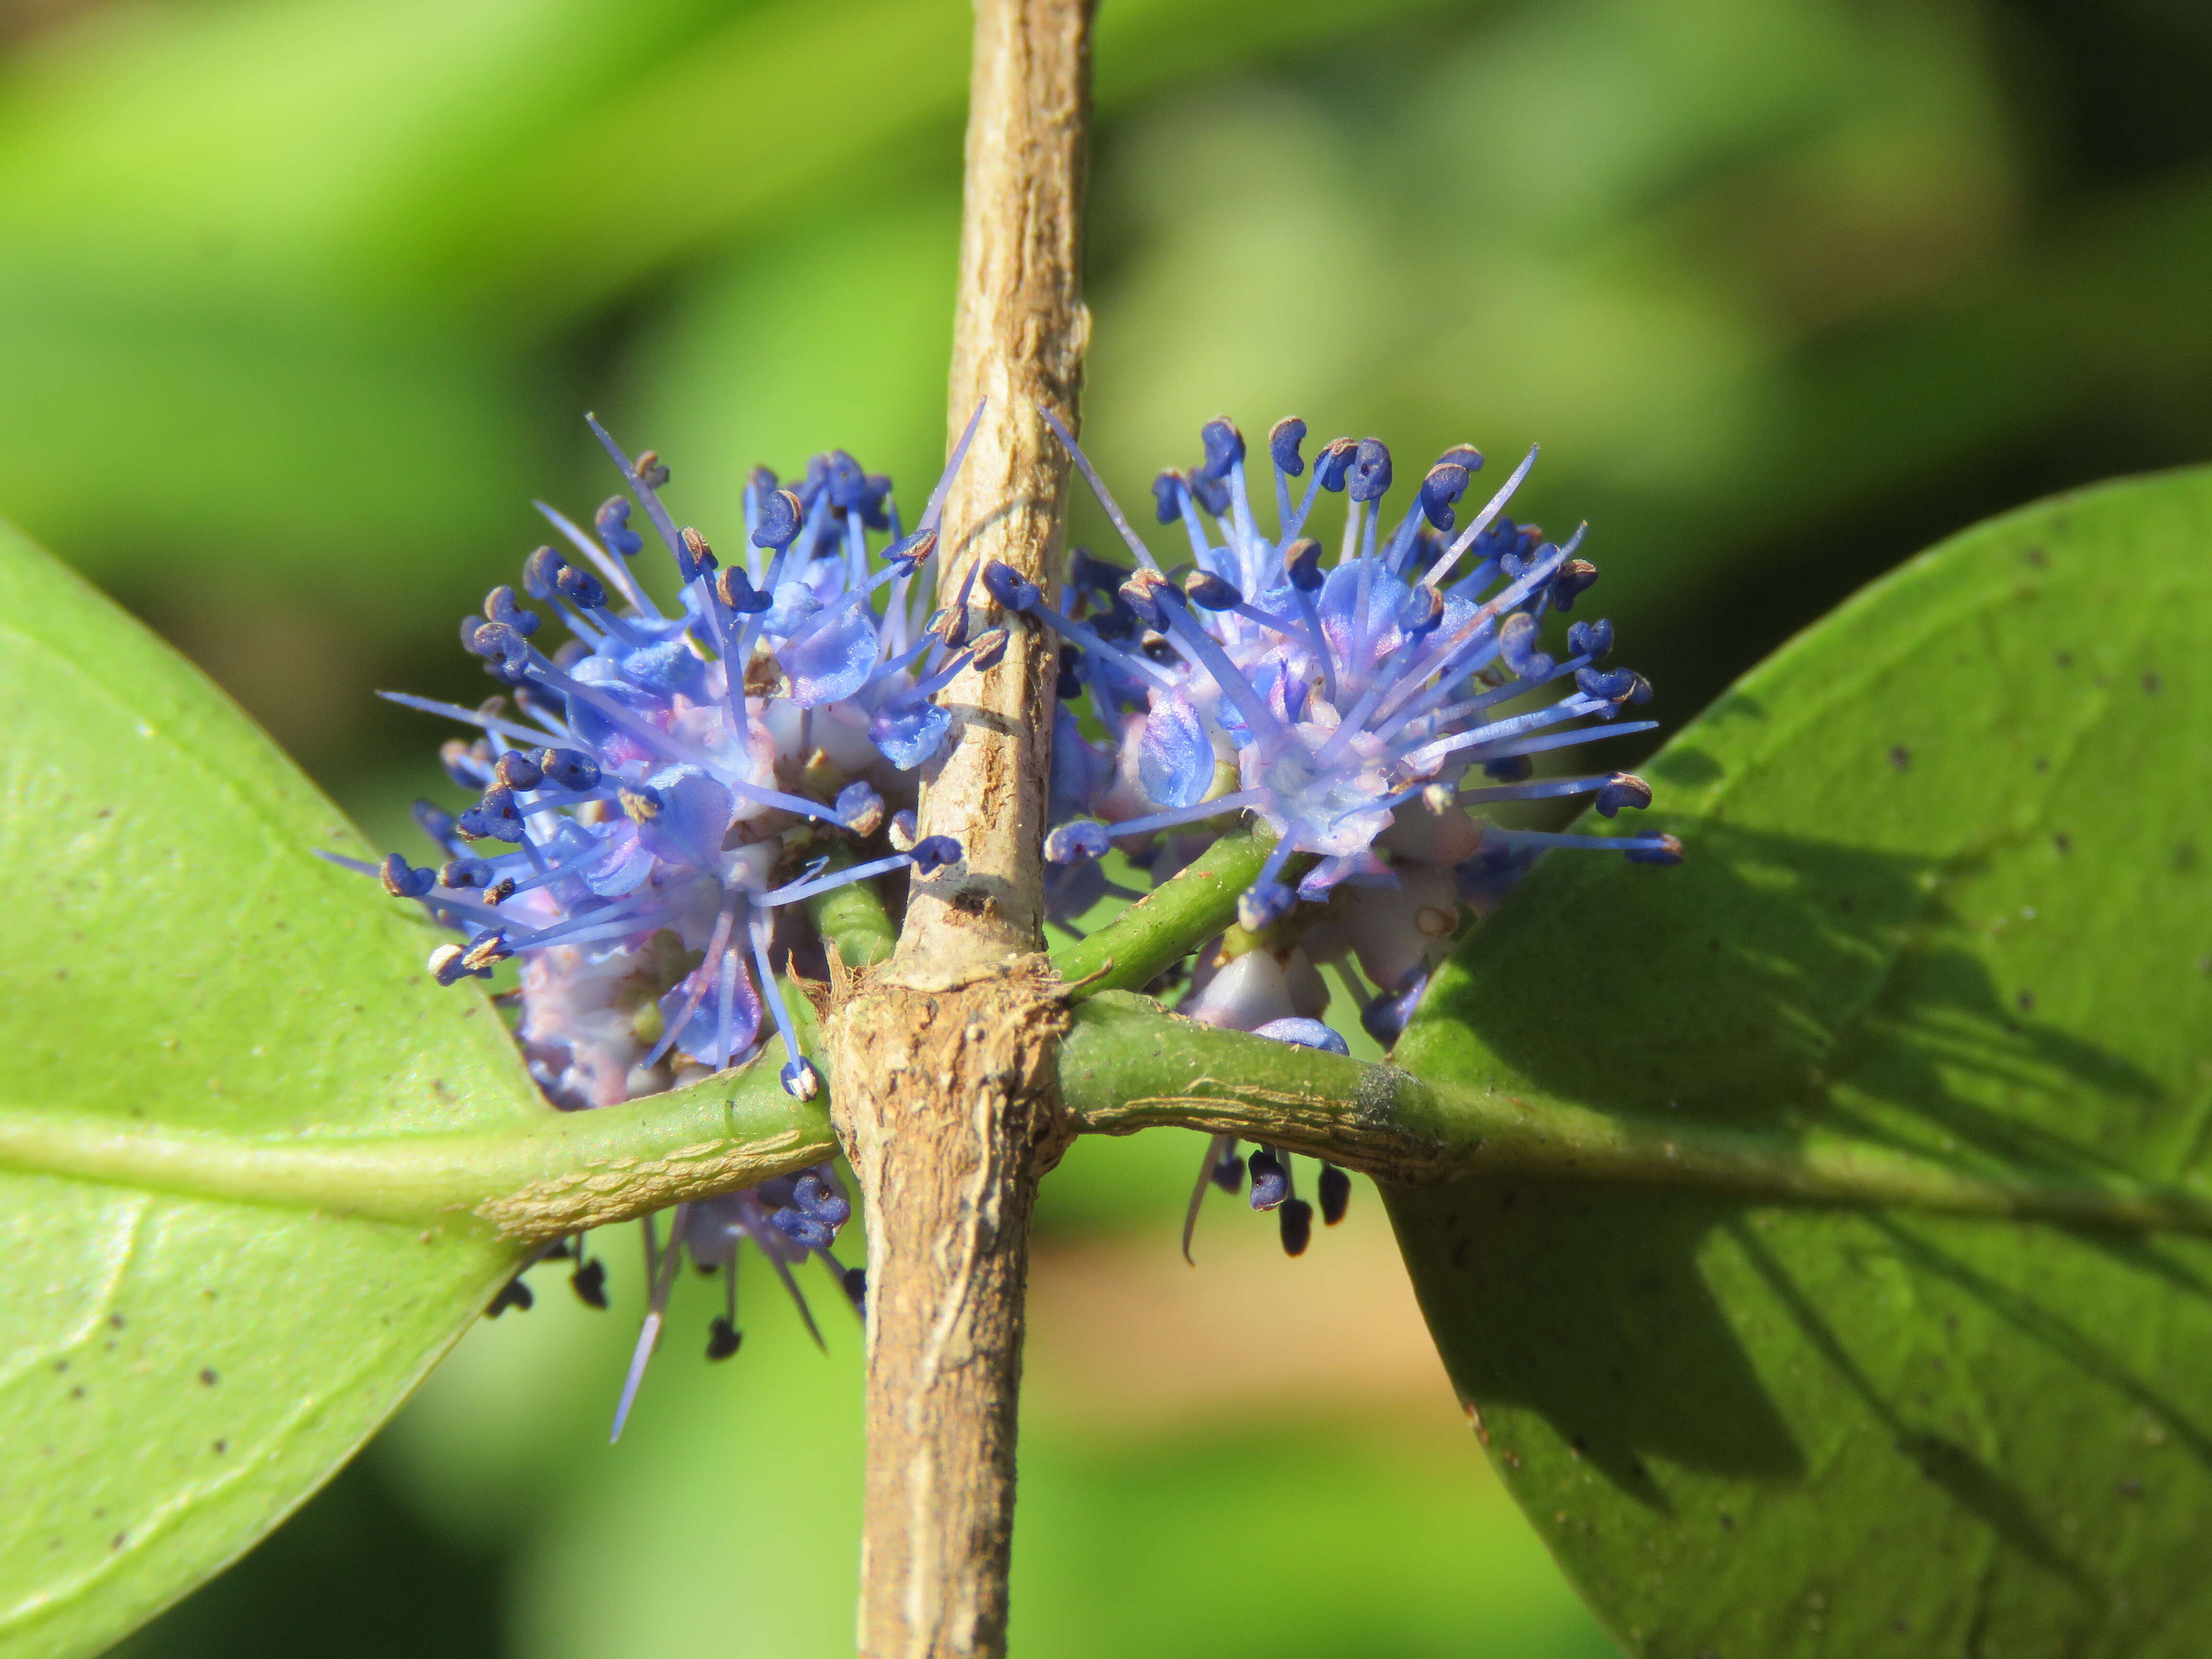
[3,0,2202,1650]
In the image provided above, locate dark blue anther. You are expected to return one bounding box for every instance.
[1090,591,1140,640]
[1279,1197,1314,1257]
[412,800,459,846]
[1627,834,1684,866]
[1057,644,1084,700]
[801,453,831,502]
[1484,755,1533,782]
[570,1257,609,1310]
[1070,547,1130,593]
[594,497,643,559]
[1184,570,1243,611]
[439,856,494,889]
[1151,469,1186,525]
[441,738,488,787]
[430,944,488,987]
[1418,462,1469,530]
[752,488,804,551]
[1348,438,1393,503]
[980,560,1040,613]
[676,528,716,584]
[521,546,565,601]
[792,1173,851,1228]
[969,628,1010,672]
[1237,879,1297,934]
[769,1207,837,1250]
[1575,665,1641,704]
[781,1058,821,1100]
[1248,1148,1289,1210]
[1407,583,1445,638]
[1284,536,1325,592]
[1566,618,1614,661]
[910,835,962,877]
[460,930,513,972]
[842,1266,868,1310]
[1188,470,1230,517]
[706,1318,742,1360]
[1438,443,1483,473]
[860,472,893,531]
[823,450,868,512]
[459,784,526,843]
[1269,416,1308,477]
[553,563,608,611]
[714,565,770,614]
[633,450,669,488]
[835,780,885,835]
[379,854,435,898]
[538,747,600,792]
[1199,417,1245,479]
[1210,1142,1245,1194]
[1595,772,1653,817]
[1120,569,1176,630]
[885,526,938,575]
[1315,437,1358,492]
[1550,558,1599,613]
[745,464,779,508]
[1318,1164,1351,1226]
[1498,612,1554,680]
[1045,821,1109,865]
[1361,972,1428,1044]
[1623,672,1653,705]
[459,613,488,652]
[494,750,543,790]
[484,585,539,637]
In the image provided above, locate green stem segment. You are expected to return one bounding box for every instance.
[1056,994,2212,1235]
[1048,823,1277,994]
[10,994,2207,1242]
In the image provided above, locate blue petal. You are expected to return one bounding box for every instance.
[777,606,879,706]
[869,698,951,769]
[1138,690,1214,810]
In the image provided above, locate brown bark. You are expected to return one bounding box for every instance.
[825,2,1094,1655]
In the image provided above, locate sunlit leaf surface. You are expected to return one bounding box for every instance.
[1391,468,2212,1656]
[0,524,541,1659]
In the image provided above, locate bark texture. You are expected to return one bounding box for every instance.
[826,2,1094,1654]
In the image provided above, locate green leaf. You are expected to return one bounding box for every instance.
[0,524,545,1658]
[1388,469,2212,1655]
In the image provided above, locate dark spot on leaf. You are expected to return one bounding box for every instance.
[2017,990,2035,1012]
[2054,650,2073,668]
[211,1440,227,1455]
[198,1368,218,1387]
[1837,894,1855,913]
[2034,756,2050,772]
[69,1386,84,1401]
[2118,1478,2144,1498]
[1887,745,1910,771]
[52,1360,66,1373]
[111,1533,127,1551]
[2143,672,2163,695]
[107,1313,123,1329]
[1649,747,1723,785]
[2053,832,2071,854]
[2024,545,2047,566]
[1719,1512,1735,1530]
[2174,844,2200,875]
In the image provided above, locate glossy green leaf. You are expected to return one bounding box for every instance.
[1389,469,2212,1655]
[0,525,542,1658]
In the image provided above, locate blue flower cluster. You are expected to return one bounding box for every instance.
[332,412,992,1425]
[983,413,1681,1256]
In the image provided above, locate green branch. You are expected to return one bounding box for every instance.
[13,988,2206,1242]
[1057,994,2212,1235]
[0,1026,835,1245]
[1047,823,1277,994]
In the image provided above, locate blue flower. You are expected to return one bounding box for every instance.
[1001,411,1681,1257]
[325,411,984,1421]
